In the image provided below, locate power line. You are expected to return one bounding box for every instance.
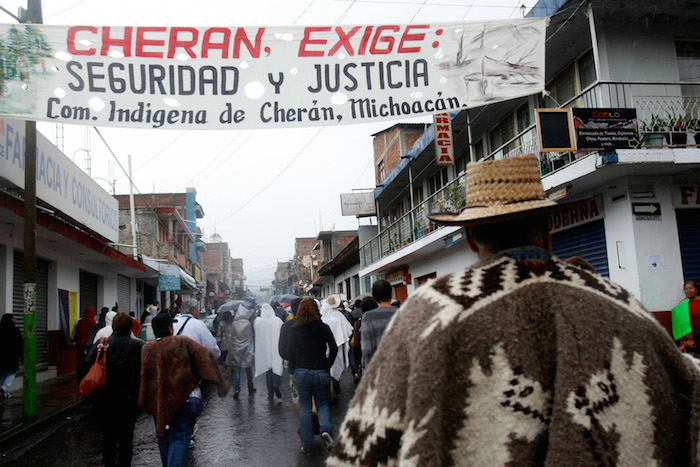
[203,127,325,229]
[44,0,89,19]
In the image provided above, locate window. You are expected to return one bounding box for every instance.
[578,50,596,89]
[545,50,597,107]
[474,139,484,160]
[516,103,531,133]
[377,159,385,183]
[428,167,448,195]
[489,116,515,154]
[676,40,700,81]
[413,185,424,205]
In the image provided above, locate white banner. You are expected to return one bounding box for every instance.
[0,20,545,130]
[0,117,119,242]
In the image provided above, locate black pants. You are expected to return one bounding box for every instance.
[102,400,139,467]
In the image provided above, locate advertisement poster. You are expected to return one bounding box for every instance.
[572,108,638,150]
[158,264,181,291]
[0,19,545,129]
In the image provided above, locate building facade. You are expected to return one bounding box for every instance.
[358,0,700,314]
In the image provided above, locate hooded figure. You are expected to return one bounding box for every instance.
[226,305,254,368]
[320,301,354,381]
[255,304,284,399]
[93,311,117,342]
[226,305,256,398]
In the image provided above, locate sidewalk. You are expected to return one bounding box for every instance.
[0,373,83,447]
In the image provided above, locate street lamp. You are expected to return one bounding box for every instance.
[92,177,116,195]
[72,148,91,175]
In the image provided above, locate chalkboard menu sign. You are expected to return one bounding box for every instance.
[536,109,576,152]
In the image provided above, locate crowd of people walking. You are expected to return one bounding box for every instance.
[6,156,700,466]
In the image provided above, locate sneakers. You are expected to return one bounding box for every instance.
[300,447,312,455]
[267,394,274,401]
[1,388,9,399]
[321,432,334,449]
[233,390,239,400]
[274,386,282,398]
[189,439,195,449]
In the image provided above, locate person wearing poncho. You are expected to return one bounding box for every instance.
[320,298,353,383]
[329,154,700,466]
[254,303,284,400]
[672,280,700,354]
[140,313,227,467]
[226,305,256,398]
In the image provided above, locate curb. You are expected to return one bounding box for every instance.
[0,397,86,448]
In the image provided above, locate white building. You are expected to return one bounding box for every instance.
[359,0,700,315]
[0,118,149,386]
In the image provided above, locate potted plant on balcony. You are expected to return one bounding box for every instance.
[673,113,700,146]
[641,114,669,147]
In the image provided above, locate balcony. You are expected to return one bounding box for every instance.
[359,80,700,269]
[485,80,700,173]
[360,174,466,268]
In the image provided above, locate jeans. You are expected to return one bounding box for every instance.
[0,370,16,392]
[294,368,332,453]
[233,366,254,393]
[266,370,281,395]
[156,403,192,467]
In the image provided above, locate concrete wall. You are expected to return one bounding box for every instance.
[407,239,476,294]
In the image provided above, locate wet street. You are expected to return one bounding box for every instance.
[1,369,355,467]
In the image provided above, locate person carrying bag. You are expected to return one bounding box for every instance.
[79,337,108,398]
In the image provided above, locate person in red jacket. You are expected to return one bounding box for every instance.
[71,307,96,379]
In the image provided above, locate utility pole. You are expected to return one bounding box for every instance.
[21,0,42,418]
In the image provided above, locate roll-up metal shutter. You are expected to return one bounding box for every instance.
[676,209,700,281]
[551,219,609,277]
[117,275,131,312]
[80,271,98,313]
[12,251,49,369]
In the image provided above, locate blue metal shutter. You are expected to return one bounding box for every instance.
[676,209,700,281]
[551,219,609,277]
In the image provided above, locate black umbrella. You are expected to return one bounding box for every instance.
[271,294,299,307]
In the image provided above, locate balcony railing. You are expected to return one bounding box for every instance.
[484,80,700,172]
[359,80,700,268]
[360,173,467,268]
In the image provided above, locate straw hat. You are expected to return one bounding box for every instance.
[429,154,567,226]
[324,295,340,308]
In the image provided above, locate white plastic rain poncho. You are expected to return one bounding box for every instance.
[226,305,254,368]
[254,304,283,378]
[320,302,354,380]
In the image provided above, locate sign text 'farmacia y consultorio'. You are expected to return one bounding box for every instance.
[0,19,545,130]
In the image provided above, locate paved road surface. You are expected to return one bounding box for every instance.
[1,368,355,467]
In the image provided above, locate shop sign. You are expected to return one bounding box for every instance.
[672,185,700,208]
[0,117,119,242]
[433,113,454,166]
[548,196,603,234]
[158,264,181,291]
[0,20,545,130]
[632,202,661,221]
[385,267,411,285]
[572,108,639,150]
[192,264,202,283]
[340,191,376,216]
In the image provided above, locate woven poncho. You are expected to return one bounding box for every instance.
[329,253,700,466]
